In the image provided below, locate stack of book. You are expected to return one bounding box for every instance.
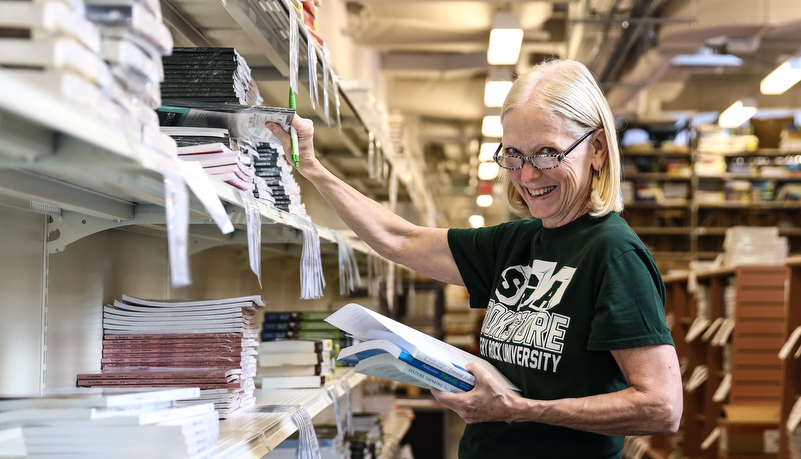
[260,310,352,351]
[0,0,174,155]
[77,294,265,418]
[83,0,175,154]
[161,47,262,106]
[177,142,255,192]
[0,387,219,459]
[349,413,383,459]
[257,339,334,389]
[254,141,289,212]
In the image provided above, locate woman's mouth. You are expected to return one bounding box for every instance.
[526,186,556,197]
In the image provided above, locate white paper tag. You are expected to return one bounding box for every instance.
[307,29,318,109]
[291,408,321,459]
[163,170,191,287]
[177,160,234,234]
[288,5,299,96]
[321,44,331,126]
[239,189,262,288]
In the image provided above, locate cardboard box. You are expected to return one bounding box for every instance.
[718,405,781,458]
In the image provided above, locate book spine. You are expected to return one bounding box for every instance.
[403,365,462,393]
[398,351,476,387]
[404,356,474,392]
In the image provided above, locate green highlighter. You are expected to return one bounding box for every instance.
[289,88,299,168]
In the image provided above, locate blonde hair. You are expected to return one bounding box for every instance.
[499,59,623,219]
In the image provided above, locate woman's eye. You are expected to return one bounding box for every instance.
[539,147,558,155]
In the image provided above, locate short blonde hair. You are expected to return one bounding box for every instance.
[499,59,623,219]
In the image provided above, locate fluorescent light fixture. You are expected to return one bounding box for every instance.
[476,195,494,207]
[482,115,503,137]
[478,162,500,180]
[760,57,801,95]
[487,12,523,65]
[718,98,757,128]
[484,80,513,107]
[671,53,742,67]
[479,142,500,162]
[468,214,485,228]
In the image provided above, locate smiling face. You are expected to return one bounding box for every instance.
[501,105,606,228]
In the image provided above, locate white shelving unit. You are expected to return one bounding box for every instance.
[0,1,396,456]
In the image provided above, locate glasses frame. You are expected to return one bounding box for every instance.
[493,130,597,171]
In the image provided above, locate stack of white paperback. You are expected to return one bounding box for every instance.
[0,0,111,119]
[0,387,218,459]
[0,0,175,156]
[77,294,265,418]
[257,339,334,389]
[177,142,255,191]
[83,0,175,154]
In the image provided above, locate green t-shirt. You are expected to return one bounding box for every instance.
[447,213,673,459]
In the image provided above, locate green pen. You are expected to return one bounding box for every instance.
[289,88,299,168]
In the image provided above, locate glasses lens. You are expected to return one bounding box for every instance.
[531,156,559,169]
[496,155,522,169]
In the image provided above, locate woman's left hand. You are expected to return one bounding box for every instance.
[430,362,523,424]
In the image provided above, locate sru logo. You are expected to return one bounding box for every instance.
[495,260,575,312]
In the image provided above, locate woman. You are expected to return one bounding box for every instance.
[266,58,682,459]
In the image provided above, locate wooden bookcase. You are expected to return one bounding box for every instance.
[662,266,789,459]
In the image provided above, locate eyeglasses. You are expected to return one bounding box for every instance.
[493,130,596,171]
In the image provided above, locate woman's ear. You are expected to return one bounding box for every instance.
[590,129,608,172]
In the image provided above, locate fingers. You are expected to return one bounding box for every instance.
[265,121,291,154]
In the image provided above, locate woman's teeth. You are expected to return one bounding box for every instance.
[528,186,556,197]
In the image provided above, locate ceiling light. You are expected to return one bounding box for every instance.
[479,142,499,162]
[476,195,494,207]
[484,80,513,107]
[468,214,485,228]
[718,98,757,128]
[487,12,523,65]
[760,57,801,95]
[478,162,500,180]
[482,115,503,137]
[671,53,742,67]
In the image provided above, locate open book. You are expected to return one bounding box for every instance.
[325,303,518,393]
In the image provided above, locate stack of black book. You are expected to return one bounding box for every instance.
[254,142,289,211]
[161,47,262,106]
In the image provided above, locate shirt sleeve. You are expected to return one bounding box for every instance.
[587,248,673,351]
[447,226,503,309]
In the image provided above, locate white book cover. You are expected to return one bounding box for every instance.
[326,303,518,391]
[353,354,462,393]
[0,387,200,410]
[0,1,101,52]
[259,374,329,389]
[0,37,113,89]
[257,351,329,367]
[258,339,333,354]
[121,294,265,309]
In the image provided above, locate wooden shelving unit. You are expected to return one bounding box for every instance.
[779,255,801,459]
[622,144,801,272]
[661,266,790,459]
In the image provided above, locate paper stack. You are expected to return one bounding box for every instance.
[0,387,219,459]
[0,0,175,155]
[161,47,262,106]
[257,339,334,389]
[82,0,175,154]
[77,294,266,418]
[177,142,255,192]
[253,140,306,214]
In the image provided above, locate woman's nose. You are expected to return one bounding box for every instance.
[519,159,543,180]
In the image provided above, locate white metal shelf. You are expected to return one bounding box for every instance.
[0,70,375,260]
[215,369,365,459]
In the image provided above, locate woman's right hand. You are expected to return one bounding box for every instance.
[265,115,320,178]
